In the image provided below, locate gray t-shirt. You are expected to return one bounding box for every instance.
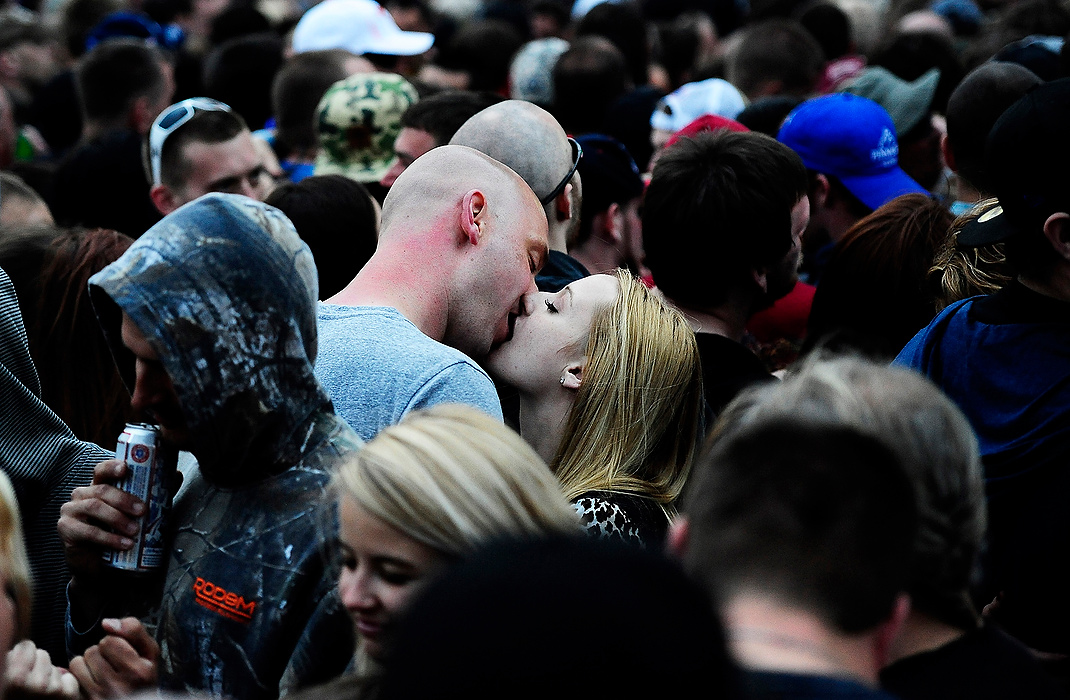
[315,304,503,440]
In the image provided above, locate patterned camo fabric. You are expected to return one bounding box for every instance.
[314,72,418,183]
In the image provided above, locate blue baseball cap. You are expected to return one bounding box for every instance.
[777,93,926,211]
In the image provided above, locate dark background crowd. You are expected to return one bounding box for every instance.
[3,0,1070,699]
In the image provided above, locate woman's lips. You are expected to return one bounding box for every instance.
[356,618,382,639]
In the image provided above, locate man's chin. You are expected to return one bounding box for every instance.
[158,425,192,451]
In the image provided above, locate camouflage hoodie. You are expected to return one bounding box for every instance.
[86,194,362,699]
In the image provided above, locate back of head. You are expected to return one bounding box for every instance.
[871,30,963,115]
[552,36,629,134]
[945,61,1041,194]
[88,194,323,482]
[573,133,643,247]
[264,174,378,299]
[450,100,572,206]
[805,192,953,358]
[30,228,133,446]
[509,37,569,107]
[402,90,503,146]
[714,356,984,629]
[203,33,284,132]
[975,77,1070,279]
[75,38,167,126]
[333,404,579,559]
[930,199,1013,312]
[378,536,738,700]
[553,270,701,510]
[0,172,51,227]
[687,413,917,634]
[0,470,31,642]
[575,1,649,87]
[314,72,418,184]
[726,19,824,100]
[272,50,356,160]
[435,20,522,93]
[797,1,852,61]
[643,130,807,309]
[379,143,536,236]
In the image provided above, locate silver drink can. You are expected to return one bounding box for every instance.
[103,423,173,572]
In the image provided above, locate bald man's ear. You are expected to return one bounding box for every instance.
[553,183,574,223]
[461,189,487,245]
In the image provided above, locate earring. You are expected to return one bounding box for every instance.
[560,376,566,386]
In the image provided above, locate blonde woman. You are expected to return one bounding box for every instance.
[1,472,79,700]
[486,269,703,548]
[332,404,579,668]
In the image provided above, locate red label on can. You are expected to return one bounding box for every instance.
[131,445,150,463]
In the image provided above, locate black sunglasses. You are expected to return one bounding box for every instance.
[540,137,582,206]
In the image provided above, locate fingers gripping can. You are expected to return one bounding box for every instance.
[103,423,175,571]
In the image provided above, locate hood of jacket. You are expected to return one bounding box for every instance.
[89,194,331,485]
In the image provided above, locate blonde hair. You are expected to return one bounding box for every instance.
[333,405,579,558]
[551,270,702,516]
[930,198,1014,312]
[0,471,32,639]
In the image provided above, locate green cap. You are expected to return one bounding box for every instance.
[314,72,418,183]
[840,66,940,137]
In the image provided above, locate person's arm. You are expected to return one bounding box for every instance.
[57,459,147,651]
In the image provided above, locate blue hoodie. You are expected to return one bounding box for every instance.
[83,194,363,698]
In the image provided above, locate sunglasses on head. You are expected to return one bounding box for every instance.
[540,137,582,206]
[149,98,232,186]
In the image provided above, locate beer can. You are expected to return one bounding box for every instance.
[103,423,175,572]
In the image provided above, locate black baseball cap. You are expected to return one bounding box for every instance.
[960,78,1070,246]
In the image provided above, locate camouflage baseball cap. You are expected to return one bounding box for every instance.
[314,72,418,183]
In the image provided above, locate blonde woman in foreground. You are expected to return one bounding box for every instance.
[486,269,703,548]
[332,404,579,674]
[1,472,79,700]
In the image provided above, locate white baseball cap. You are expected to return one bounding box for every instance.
[292,0,434,56]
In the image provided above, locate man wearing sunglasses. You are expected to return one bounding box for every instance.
[451,100,587,293]
[144,98,274,215]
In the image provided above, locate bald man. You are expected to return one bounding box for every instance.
[451,100,588,291]
[315,144,549,439]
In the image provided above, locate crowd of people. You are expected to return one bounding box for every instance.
[2,0,1070,697]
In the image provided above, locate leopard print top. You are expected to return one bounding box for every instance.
[572,491,670,549]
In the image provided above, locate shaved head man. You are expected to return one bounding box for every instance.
[315,144,549,440]
[451,100,587,290]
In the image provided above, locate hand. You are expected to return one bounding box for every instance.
[57,460,145,582]
[68,618,159,700]
[4,640,80,700]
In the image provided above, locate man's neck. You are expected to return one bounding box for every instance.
[569,240,621,276]
[1018,270,1070,304]
[725,594,883,687]
[548,220,569,254]
[324,249,449,341]
[886,609,968,665]
[948,173,983,206]
[673,296,752,342]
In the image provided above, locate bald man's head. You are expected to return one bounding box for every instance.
[377,144,549,358]
[380,144,541,233]
[449,100,575,206]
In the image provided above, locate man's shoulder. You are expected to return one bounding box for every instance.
[317,304,484,370]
